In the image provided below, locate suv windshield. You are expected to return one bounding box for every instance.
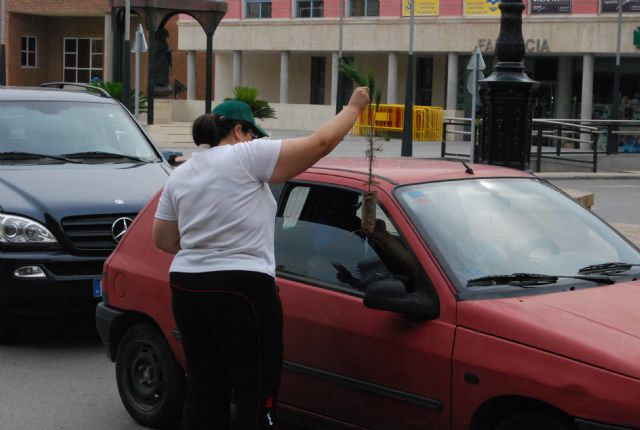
[0,101,159,162]
[396,178,640,292]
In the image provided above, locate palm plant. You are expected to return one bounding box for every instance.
[90,81,147,113]
[338,61,383,234]
[225,86,276,120]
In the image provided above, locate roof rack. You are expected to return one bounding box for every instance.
[41,82,112,99]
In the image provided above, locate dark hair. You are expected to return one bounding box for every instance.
[191,115,254,147]
[192,114,219,146]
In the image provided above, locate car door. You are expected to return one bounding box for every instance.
[275,178,455,430]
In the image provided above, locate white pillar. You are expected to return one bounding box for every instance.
[187,50,196,100]
[446,53,458,112]
[580,54,594,149]
[103,13,113,82]
[556,56,572,119]
[215,52,224,103]
[232,50,242,89]
[387,52,398,104]
[331,51,339,106]
[280,51,290,104]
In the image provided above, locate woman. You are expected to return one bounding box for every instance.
[152,87,370,430]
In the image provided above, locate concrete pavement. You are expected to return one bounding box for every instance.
[146,122,640,179]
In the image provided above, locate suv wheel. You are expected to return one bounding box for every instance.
[0,310,25,343]
[116,323,185,429]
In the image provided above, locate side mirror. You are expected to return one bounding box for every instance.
[364,279,439,319]
[161,150,185,167]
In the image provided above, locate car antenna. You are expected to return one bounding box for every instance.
[461,161,474,175]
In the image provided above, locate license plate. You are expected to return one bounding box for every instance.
[93,279,102,298]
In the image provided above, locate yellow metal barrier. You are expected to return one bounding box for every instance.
[352,104,443,141]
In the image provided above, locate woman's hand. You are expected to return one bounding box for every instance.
[348,87,371,112]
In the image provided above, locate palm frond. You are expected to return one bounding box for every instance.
[338,61,369,87]
[224,85,277,119]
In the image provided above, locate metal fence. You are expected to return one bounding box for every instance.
[441,118,640,172]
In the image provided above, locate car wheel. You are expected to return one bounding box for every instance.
[0,311,25,343]
[116,322,185,429]
[494,413,571,430]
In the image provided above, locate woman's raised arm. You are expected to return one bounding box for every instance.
[269,87,370,184]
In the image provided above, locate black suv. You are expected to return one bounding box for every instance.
[0,83,174,340]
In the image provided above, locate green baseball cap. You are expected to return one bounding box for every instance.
[212,100,268,138]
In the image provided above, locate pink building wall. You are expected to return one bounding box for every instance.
[177,0,606,21]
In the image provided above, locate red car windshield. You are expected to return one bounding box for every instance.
[396,178,640,291]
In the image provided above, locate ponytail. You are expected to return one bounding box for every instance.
[192,114,220,146]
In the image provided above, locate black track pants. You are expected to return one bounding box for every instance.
[170,270,283,430]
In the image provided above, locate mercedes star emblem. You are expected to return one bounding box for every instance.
[111,217,133,242]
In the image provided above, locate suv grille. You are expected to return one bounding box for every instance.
[62,214,137,252]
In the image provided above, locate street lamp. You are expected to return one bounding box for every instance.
[122,0,131,111]
[336,0,345,114]
[477,0,538,170]
[1,0,6,85]
[401,0,415,157]
[611,0,623,120]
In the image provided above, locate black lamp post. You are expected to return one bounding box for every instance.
[1,0,6,86]
[478,0,538,170]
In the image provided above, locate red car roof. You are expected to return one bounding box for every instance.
[310,157,532,186]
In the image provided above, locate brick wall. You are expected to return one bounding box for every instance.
[4,1,213,104]
[8,0,108,16]
[8,15,105,86]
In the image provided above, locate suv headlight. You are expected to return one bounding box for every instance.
[0,214,57,244]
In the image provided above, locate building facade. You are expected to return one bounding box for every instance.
[2,0,208,101]
[3,0,640,130]
[175,0,640,128]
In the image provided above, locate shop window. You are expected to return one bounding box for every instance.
[310,56,326,105]
[298,0,324,17]
[350,0,380,16]
[21,36,37,68]
[246,0,272,18]
[63,38,103,83]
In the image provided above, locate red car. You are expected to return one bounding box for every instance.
[96,158,640,430]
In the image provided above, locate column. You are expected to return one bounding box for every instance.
[214,52,224,103]
[446,53,458,112]
[556,56,572,119]
[331,51,339,106]
[580,54,594,149]
[232,50,242,88]
[387,52,398,104]
[187,50,196,100]
[280,51,290,104]
[103,13,113,82]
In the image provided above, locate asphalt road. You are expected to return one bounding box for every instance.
[0,314,141,430]
[547,178,640,225]
[1,178,638,430]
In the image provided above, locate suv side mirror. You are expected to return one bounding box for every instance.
[161,150,185,167]
[364,279,439,319]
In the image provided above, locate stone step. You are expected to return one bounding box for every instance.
[145,122,193,148]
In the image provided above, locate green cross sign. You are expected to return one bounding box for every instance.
[635,27,640,49]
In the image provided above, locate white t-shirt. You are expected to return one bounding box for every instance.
[155,139,282,276]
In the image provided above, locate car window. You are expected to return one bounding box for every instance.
[397,178,640,291]
[275,184,427,295]
[0,101,158,160]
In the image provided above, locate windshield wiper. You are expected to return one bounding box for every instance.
[577,262,640,275]
[0,151,81,163]
[63,151,147,163]
[467,272,616,288]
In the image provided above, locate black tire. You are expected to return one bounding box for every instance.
[116,322,185,429]
[0,311,25,343]
[495,413,571,430]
